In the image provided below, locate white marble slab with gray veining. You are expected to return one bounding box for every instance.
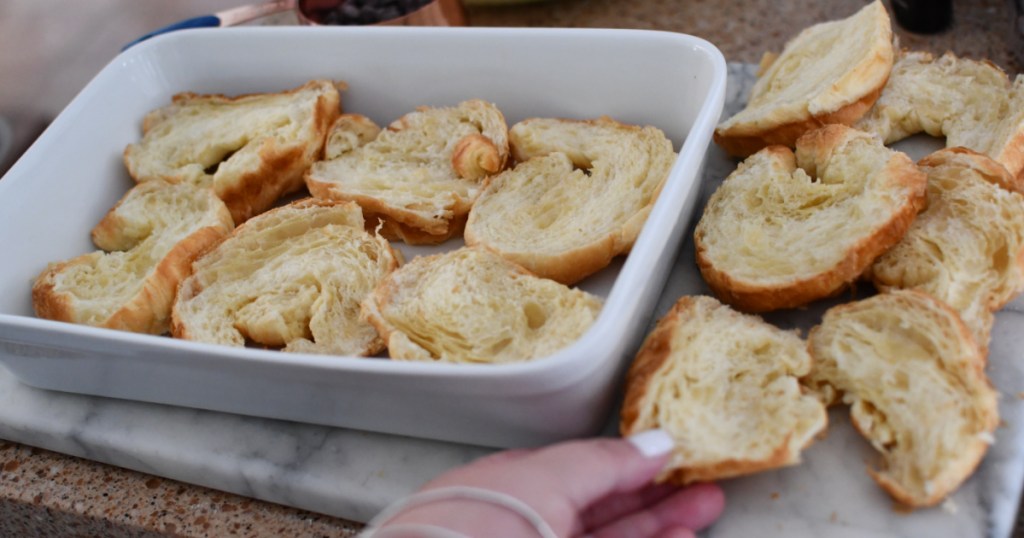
[1,64,1022,537]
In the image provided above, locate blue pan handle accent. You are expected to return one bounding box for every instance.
[122,14,222,51]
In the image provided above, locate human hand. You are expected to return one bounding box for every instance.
[365,429,725,538]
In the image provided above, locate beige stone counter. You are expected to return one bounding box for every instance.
[1,0,1021,536]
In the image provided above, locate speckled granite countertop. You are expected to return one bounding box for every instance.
[467,0,1022,73]
[1,1,1022,537]
[0,442,361,538]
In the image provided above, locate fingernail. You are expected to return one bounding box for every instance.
[627,428,675,458]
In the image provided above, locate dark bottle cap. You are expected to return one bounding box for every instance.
[891,0,953,34]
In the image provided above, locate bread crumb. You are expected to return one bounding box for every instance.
[830,511,838,523]
[942,498,958,514]
[770,492,780,500]
[1017,391,1024,399]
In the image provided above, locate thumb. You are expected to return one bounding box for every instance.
[524,429,676,507]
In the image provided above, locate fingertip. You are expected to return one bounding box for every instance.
[693,482,726,519]
[666,482,726,531]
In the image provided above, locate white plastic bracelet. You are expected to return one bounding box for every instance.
[359,486,559,538]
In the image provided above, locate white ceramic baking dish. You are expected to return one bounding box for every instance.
[0,26,725,448]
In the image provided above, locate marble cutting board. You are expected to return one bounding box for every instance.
[1,64,1023,537]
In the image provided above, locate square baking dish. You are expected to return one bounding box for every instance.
[0,26,725,448]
